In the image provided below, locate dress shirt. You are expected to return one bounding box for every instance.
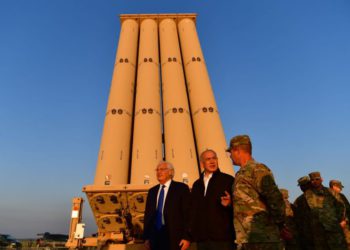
[203,173,213,196]
[156,179,172,224]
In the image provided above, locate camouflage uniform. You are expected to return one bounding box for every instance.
[293,176,315,250]
[233,159,285,250]
[330,180,350,249]
[304,186,347,250]
[280,189,300,250]
[294,194,314,250]
[339,192,350,250]
[338,192,350,222]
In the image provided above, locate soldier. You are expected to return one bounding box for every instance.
[304,172,347,250]
[296,176,311,193]
[330,180,350,249]
[226,135,288,250]
[280,189,300,250]
[293,176,314,250]
[329,180,350,222]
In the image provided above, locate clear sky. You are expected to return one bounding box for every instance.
[1,0,349,239]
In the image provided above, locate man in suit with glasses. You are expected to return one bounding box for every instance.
[144,161,191,250]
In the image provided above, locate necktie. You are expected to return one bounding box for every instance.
[156,185,165,230]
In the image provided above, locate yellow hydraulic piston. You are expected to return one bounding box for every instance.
[159,18,199,186]
[94,19,139,185]
[130,18,163,185]
[177,18,234,175]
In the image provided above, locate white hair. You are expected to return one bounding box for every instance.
[157,161,175,178]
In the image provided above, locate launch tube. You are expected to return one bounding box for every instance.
[94,19,139,185]
[178,18,234,175]
[159,18,199,186]
[130,19,163,185]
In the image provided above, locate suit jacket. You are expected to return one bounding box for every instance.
[144,180,191,250]
[191,169,235,242]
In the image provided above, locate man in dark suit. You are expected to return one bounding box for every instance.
[144,161,191,250]
[191,149,235,250]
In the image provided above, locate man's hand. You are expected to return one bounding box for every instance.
[179,239,190,250]
[340,220,347,229]
[221,191,231,207]
[144,240,151,250]
[280,226,293,241]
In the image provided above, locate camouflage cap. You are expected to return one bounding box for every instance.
[279,188,289,199]
[297,176,310,186]
[226,135,251,152]
[309,171,322,180]
[329,180,344,188]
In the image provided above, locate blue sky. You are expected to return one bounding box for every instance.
[1,0,349,238]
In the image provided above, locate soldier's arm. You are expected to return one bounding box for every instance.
[335,193,346,223]
[256,168,286,225]
[328,188,346,222]
[340,194,350,222]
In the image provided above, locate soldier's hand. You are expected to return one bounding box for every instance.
[221,191,232,207]
[179,239,190,250]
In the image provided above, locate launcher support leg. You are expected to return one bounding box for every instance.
[66,197,84,249]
